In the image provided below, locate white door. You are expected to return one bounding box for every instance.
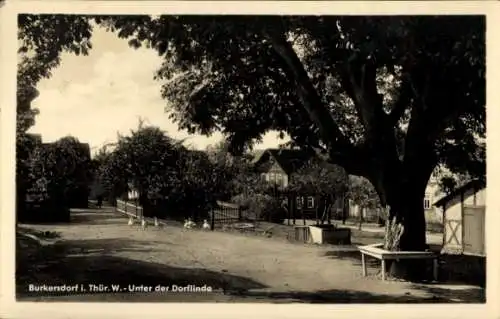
[463,206,485,255]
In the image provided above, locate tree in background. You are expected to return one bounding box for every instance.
[438,171,477,196]
[18,15,485,279]
[174,149,230,221]
[288,159,348,225]
[206,140,267,198]
[347,175,384,229]
[55,136,92,208]
[93,122,231,221]
[98,123,182,217]
[25,136,90,222]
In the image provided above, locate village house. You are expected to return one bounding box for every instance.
[424,172,446,225]
[434,179,486,256]
[252,148,346,219]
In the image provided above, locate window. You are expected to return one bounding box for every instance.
[424,194,431,210]
[307,196,315,208]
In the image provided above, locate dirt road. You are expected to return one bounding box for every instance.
[16,207,484,303]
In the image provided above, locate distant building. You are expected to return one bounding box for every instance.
[26,133,42,145]
[252,148,346,219]
[252,148,312,189]
[424,173,446,225]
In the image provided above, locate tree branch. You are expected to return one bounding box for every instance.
[260,25,359,153]
[338,58,388,141]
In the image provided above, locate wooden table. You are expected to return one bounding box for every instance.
[358,243,439,281]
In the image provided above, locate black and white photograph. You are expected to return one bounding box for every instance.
[1,1,497,318]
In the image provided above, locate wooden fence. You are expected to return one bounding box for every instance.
[115,199,244,230]
[116,199,143,219]
[209,201,243,228]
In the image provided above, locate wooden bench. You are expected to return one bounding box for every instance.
[358,243,439,281]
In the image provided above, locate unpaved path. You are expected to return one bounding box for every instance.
[16,207,485,303]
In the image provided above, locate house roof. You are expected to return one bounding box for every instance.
[434,179,486,208]
[252,148,313,174]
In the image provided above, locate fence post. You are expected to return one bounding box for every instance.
[210,207,215,231]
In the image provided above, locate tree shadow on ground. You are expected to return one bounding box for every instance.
[16,236,267,301]
[322,249,486,288]
[226,288,459,303]
[407,284,485,303]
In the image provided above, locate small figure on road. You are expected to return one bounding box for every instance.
[202,219,210,230]
[96,195,103,209]
[154,217,159,227]
[141,217,147,230]
[128,217,134,226]
[184,218,196,229]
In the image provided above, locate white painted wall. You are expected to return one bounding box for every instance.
[425,178,445,224]
[475,188,486,206]
[263,162,288,187]
[441,187,486,255]
[442,196,463,254]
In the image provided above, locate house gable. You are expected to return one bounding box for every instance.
[268,159,287,174]
[253,148,312,175]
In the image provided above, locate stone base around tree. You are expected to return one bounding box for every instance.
[309,224,351,245]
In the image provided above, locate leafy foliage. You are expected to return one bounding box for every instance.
[27,136,91,205]
[97,124,181,205]
[288,159,348,197]
[347,175,382,211]
[17,14,94,142]
[93,124,235,220]
[93,15,484,184]
[18,14,485,185]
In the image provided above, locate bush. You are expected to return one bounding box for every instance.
[231,193,287,224]
[262,203,288,224]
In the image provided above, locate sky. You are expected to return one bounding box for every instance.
[28,25,289,156]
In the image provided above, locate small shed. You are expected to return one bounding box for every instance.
[434,179,486,256]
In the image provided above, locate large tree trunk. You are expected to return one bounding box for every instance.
[374,172,430,281]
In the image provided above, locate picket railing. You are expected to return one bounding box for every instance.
[115,199,245,231]
[116,199,143,219]
[209,201,242,227]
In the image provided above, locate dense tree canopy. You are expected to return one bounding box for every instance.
[92,15,485,178]
[95,124,181,205]
[289,160,347,197]
[18,15,485,182]
[27,136,91,204]
[288,160,348,224]
[92,124,235,220]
